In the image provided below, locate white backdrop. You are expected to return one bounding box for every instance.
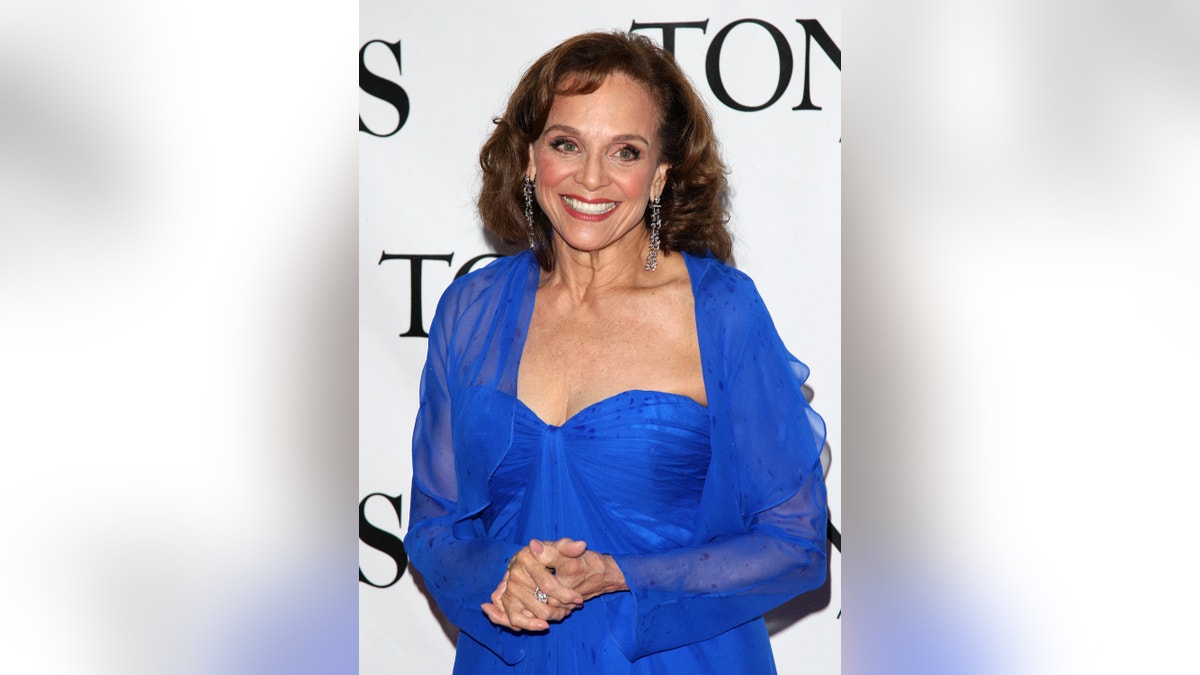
[359,2,841,672]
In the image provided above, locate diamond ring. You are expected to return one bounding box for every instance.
[534,587,548,604]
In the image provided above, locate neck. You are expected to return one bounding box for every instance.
[544,230,653,297]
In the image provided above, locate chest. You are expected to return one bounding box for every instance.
[516,285,706,425]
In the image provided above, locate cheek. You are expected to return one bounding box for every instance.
[617,171,656,199]
[533,154,570,188]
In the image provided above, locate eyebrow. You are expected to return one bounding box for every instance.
[543,125,652,147]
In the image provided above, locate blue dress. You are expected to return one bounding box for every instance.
[405,251,827,673]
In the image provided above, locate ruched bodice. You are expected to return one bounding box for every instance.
[481,389,711,555]
[459,388,786,674]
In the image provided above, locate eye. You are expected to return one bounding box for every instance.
[613,145,642,161]
[549,138,579,153]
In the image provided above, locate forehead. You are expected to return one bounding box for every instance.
[545,74,661,137]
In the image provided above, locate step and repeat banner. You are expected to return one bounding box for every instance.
[360,2,841,672]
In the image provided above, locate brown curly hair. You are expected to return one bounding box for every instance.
[478,31,731,271]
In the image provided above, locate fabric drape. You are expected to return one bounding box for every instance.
[405,251,827,673]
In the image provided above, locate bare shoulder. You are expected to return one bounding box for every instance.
[641,250,695,299]
[626,252,697,334]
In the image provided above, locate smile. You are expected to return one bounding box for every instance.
[561,196,618,216]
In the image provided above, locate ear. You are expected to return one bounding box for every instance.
[651,162,670,199]
[526,144,537,181]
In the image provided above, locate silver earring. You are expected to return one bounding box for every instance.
[523,176,536,251]
[645,195,662,272]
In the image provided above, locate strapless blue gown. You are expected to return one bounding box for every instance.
[457,389,773,672]
[405,252,827,674]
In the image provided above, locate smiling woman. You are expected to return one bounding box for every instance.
[478,31,732,273]
[403,31,829,674]
[527,75,669,264]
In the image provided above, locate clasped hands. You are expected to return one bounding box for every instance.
[481,538,627,632]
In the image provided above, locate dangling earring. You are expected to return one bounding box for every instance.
[523,176,536,251]
[644,195,662,272]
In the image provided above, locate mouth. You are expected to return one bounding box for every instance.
[561,195,618,217]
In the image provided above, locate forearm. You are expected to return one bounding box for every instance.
[404,518,523,614]
[616,528,825,598]
[601,466,828,660]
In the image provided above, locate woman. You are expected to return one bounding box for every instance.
[404,31,828,673]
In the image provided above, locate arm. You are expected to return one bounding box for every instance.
[402,289,528,664]
[595,261,829,660]
[602,456,827,660]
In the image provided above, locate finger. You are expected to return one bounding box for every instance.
[525,566,583,607]
[529,542,561,570]
[508,546,549,578]
[481,602,516,630]
[502,579,578,623]
[556,538,588,557]
[505,603,549,632]
[490,569,514,612]
[509,581,574,617]
[541,539,587,564]
[537,552,595,597]
[506,549,583,608]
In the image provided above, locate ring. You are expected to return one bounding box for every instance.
[534,587,548,604]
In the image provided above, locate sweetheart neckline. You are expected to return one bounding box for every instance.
[499,388,707,429]
[510,253,710,430]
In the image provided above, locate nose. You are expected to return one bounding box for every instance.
[577,152,609,191]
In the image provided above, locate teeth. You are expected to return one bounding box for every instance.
[562,196,617,215]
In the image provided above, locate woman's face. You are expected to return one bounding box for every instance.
[528,73,669,259]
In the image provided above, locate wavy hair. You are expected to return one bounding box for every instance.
[478,31,731,271]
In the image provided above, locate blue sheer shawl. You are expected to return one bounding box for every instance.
[404,250,827,665]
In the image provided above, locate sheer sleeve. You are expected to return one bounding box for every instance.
[403,285,527,665]
[600,257,829,660]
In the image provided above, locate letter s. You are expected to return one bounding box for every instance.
[359,492,408,588]
[360,39,410,137]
